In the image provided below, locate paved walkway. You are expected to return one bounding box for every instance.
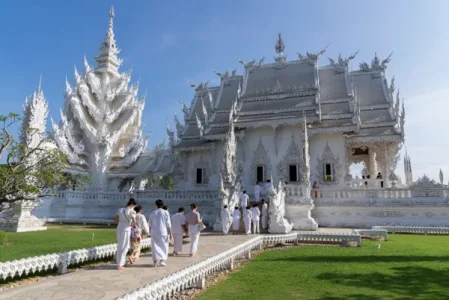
[0,233,254,300]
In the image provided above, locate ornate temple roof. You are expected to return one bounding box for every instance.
[172,34,404,151]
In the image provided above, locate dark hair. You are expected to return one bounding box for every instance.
[127,198,137,206]
[261,199,265,202]
[224,205,228,209]
[246,206,250,209]
[134,205,142,213]
[235,207,239,210]
[252,203,258,208]
[190,203,197,209]
[162,205,168,210]
[155,199,164,208]
[178,207,185,213]
[243,190,247,194]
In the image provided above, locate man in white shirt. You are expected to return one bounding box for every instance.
[221,205,231,235]
[148,199,172,267]
[264,180,272,199]
[170,207,187,256]
[261,199,269,230]
[254,182,261,202]
[243,206,253,234]
[240,191,249,209]
[232,207,241,233]
[250,204,261,234]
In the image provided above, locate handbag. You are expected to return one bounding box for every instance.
[198,221,206,231]
[114,215,120,223]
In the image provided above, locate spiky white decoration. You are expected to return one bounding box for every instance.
[52,6,148,189]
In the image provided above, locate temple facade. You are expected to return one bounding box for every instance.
[172,34,405,195]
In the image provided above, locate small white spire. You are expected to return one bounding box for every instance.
[95,5,121,74]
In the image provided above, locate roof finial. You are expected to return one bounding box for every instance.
[275,33,285,54]
[109,6,115,27]
[95,6,121,74]
[38,74,42,93]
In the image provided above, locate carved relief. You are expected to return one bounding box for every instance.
[316,141,342,185]
[277,134,302,182]
[249,137,272,183]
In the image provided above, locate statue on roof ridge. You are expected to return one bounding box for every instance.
[231,69,237,77]
[237,58,258,68]
[328,50,359,68]
[389,76,396,96]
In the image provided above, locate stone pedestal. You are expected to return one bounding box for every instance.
[0,200,47,232]
[285,197,318,231]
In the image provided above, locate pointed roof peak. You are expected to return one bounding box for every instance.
[95,6,121,74]
[37,74,43,93]
[275,33,285,54]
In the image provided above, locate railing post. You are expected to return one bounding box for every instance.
[245,250,251,259]
[227,258,234,271]
[195,276,206,290]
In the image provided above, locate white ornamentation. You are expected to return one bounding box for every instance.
[0,200,47,232]
[277,134,302,182]
[249,136,271,183]
[268,181,293,234]
[316,141,342,185]
[52,7,147,190]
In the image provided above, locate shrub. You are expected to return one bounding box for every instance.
[0,230,7,246]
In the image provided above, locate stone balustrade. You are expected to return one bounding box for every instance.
[353,229,388,241]
[0,238,151,281]
[296,232,362,246]
[372,226,449,235]
[316,188,412,199]
[45,218,114,225]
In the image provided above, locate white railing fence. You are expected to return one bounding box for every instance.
[0,238,151,281]
[372,226,449,235]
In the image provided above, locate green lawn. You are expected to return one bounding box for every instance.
[0,225,117,262]
[198,235,449,300]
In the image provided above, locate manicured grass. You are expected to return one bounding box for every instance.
[0,225,117,262]
[198,235,449,300]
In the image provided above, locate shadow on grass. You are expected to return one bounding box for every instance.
[316,266,449,300]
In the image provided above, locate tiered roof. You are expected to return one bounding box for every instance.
[173,35,404,151]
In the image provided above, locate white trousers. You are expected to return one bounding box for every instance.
[255,193,260,202]
[116,228,131,266]
[222,219,230,234]
[173,233,184,253]
[252,219,260,234]
[151,234,169,262]
[188,224,200,254]
[244,218,251,234]
[232,219,240,231]
[261,215,268,229]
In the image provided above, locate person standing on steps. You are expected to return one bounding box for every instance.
[185,203,201,257]
[243,206,253,235]
[221,205,231,235]
[250,203,261,234]
[148,199,172,267]
[240,191,249,210]
[254,182,261,202]
[261,199,268,230]
[115,198,137,270]
[264,180,272,200]
[171,207,187,256]
[232,206,241,233]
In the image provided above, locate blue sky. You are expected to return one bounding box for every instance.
[0,0,448,181]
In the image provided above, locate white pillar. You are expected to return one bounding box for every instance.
[368,149,378,179]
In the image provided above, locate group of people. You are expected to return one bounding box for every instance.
[115,198,202,270]
[220,191,269,235]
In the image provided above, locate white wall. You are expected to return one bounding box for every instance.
[309,133,347,188]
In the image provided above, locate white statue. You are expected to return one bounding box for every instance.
[268,180,293,234]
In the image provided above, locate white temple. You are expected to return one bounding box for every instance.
[30,7,449,230]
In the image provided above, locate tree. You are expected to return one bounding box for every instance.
[0,113,88,205]
[157,176,174,190]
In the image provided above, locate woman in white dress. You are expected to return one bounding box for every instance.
[115,199,137,270]
[129,205,149,263]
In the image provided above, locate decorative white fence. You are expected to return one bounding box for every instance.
[0,238,151,281]
[45,218,114,225]
[372,226,449,235]
[296,232,362,246]
[353,229,388,241]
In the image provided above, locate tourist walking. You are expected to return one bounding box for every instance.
[254,182,261,202]
[232,207,241,233]
[243,206,253,234]
[115,198,137,270]
[221,205,231,235]
[240,191,249,208]
[264,180,272,199]
[185,203,201,257]
[149,199,172,267]
[171,207,187,256]
[129,205,149,264]
[250,203,261,234]
[261,199,268,230]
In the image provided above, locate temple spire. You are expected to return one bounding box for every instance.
[95,5,121,75]
[275,33,285,55]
